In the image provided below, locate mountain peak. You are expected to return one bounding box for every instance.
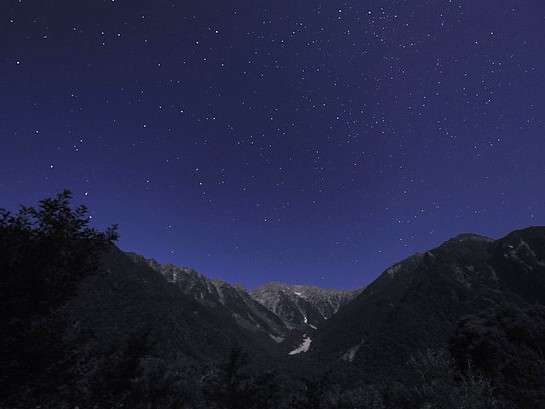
[251,282,360,330]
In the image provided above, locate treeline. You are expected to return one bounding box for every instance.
[1,192,544,408]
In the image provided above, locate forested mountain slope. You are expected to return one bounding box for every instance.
[309,228,545,385]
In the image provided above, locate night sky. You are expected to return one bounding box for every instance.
[2,1,544,289]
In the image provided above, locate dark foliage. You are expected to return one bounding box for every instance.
[382,349,500,409]
[89,330,151,405]
[450,303,545,407]
[285,349,500,409]
[203,347,280,409]
[0,191,117,404]
[288,373,341,409]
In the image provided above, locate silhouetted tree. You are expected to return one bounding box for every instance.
[0,191,118,403]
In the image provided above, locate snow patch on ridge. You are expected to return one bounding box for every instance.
[289,335,312,355]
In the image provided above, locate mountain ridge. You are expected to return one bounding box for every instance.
[125,253,362,355]
[308,225,545,384]
[126,253,292,348]
[251,282,359,331]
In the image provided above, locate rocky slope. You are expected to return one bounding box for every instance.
[63,246,273,366]
[251,282,359,331]
[127,254,291,345]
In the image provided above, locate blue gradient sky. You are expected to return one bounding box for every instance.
[1,0,544,289]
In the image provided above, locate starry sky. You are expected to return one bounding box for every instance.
[1,0,544,289]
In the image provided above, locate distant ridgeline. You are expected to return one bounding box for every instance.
[2,193,545,408]
[126,252,359,355]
